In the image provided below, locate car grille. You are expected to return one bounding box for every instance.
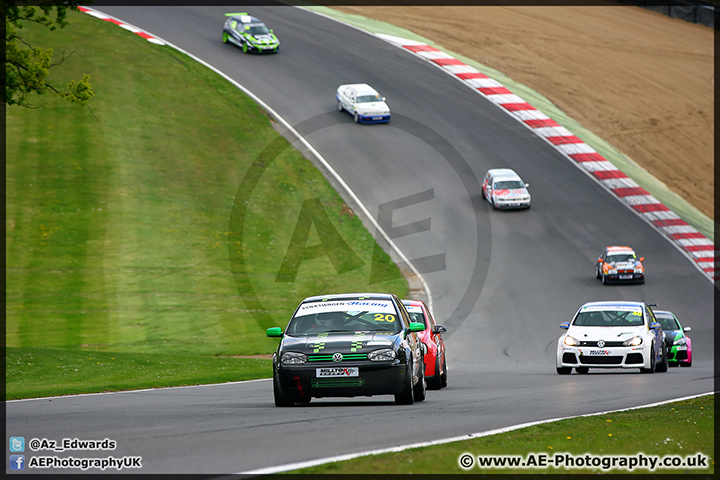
[562,352,578,363]
[625,353,644,364]
[311,378,365,388]
[579,356,623,365]
[578,341,625,347]
[307,353,368,362]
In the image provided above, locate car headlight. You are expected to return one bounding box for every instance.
[623,336,643,346]
[368,348,396,361]
[281,352,307,364]
[607,268,617,274]
[563,336,579,346]
[634,267,643,273]
[673,337,686,346]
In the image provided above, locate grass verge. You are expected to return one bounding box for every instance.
[6,9,407,399]
[291,394,714,475]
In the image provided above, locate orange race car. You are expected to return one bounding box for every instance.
[595,246,645,285]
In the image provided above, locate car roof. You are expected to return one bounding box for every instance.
[227,14,264,25]
[488,168,519,177]
[580,300,647,309]
[339,83,380,95]
[606,246,634,252]
[301,292,397,303]
[401,299,425,307]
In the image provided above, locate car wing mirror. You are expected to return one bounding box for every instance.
[432,324,447,334]
[598,258,603,263]
[639,257,645,262]
[266,327,284,337]
[560,322,570,329]
[683,326,692,332]
[525,183,530,188]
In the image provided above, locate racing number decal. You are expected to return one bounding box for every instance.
[374,314,396,323]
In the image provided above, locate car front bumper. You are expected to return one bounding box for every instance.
[274,361,408,399]
[603,273,644,283]
[357,113,391,124]
[557,344,651,369]
[493,198,531,209]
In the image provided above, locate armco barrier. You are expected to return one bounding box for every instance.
[617,0,715,28]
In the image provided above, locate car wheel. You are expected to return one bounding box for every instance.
[242,42,248,53]
[656,343,669,372]
[394,364,415,405]
[295,397,311,404]
[596,266,601,279]
[556,367,572,375]
[440,358,448,388]
[353,112,359,123]
[337,101,344,112]
[492,199,498,210]
[602,272,608,285]
[413,360,427,402]
[273,375,294,407]
[427,356,443,390]
[640,343,656,373]
[575,367,589,374]
[222,32,229,44]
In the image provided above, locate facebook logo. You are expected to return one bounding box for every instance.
[9,455,25,470]
[9,437,24,452]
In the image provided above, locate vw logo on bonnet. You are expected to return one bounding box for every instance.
[333,353,343,363]
[597,340,606,348]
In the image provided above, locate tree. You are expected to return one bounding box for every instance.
[4,0,93,107]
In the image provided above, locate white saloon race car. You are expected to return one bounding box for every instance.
[482,168,531,209]
[556,301,668,374]
[336,84,391,123]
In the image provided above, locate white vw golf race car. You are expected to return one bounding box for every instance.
[336,83,391,124]
[556,301,668,374]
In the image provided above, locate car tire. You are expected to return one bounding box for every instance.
[427,356,443,390]
[656,343,669,372]
[413,360,427,402]
[273,376,294,407]
[640,343,656,373]
[395,364,415,405]
[353,112,359,123]
[596,266,601,279]
[556,367,572,375]
[602,272,608,285]
[337,101,344,112]
[492,199,498,210]
[440,356,448,388]
[575,367,589,374]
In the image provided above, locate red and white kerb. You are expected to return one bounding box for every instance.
[377,34,715,281]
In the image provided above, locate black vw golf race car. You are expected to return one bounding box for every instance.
[266,293,427,406]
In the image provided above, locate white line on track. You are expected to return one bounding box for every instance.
[239,391,714,475]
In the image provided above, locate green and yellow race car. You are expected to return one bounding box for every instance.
[222,13,279,53]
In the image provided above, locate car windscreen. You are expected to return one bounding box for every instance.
[246,25,270,35]
[286,300,402,335]
[493,180,524,189]
[606,253,637,263]
[572,307,644,327]
[654,313,680,331]
[357,94,382,103]
[403,305,427,327]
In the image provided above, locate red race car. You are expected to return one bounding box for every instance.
[402,299,448,390]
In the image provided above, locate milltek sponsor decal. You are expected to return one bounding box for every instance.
[316,367,359,377]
